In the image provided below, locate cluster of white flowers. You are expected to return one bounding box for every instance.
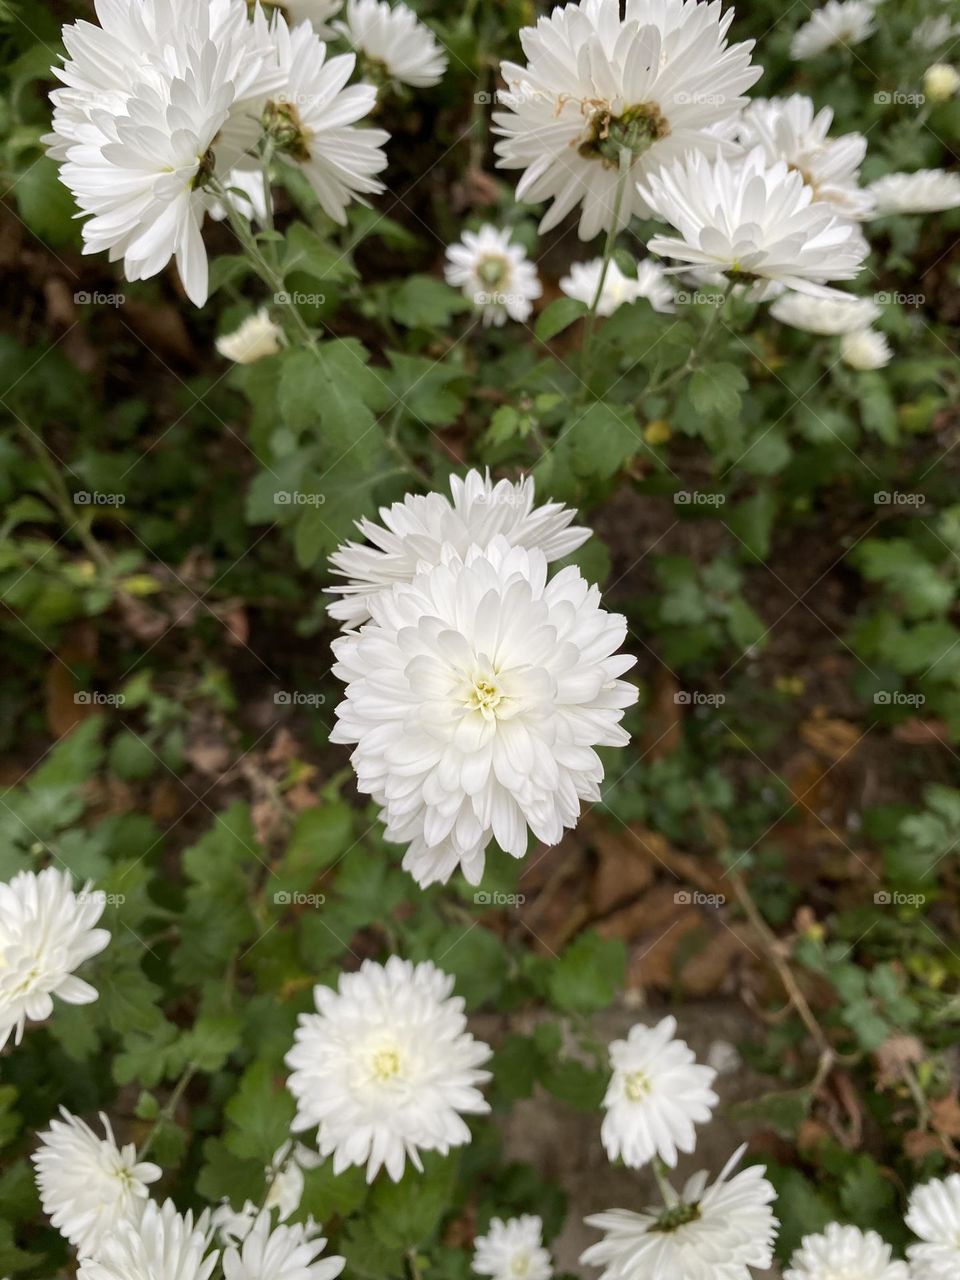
[444,225,542,327]
[46,0,447,306]
[327,469,636,888]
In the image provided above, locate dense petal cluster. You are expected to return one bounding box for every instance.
[330,537,637,887]
[906,1174,960,1280]
[770,291,880,335]
[285,958,492,1181]
[222,1208,345,1280]
[473,1216,553,1280]
[338,0,448,89]
[785,1222,909,1280]
[581,1146,779,1280]
[641,147,868,297]
[560,258,675,315]
[77,1199,217,1280]
[216,309,285,364]
[328,469,589,628]
[32,1109,161,1258]
[841,328,891,370]
[601,1016,718,1169]
[0,867,110,1048]
[493,0,761,239]
[444,225,542,327]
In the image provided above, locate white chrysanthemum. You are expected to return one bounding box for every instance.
[601,1016,718,1169]
[912,15,960,51]
[212,1201,260,1248]
[327,468,590,628]
[790,0,876,58]
[785,1222,909,1280]
[841,328,891,370]
[0,868,110,1048]
[281,0,344,39]
[330,538,637,887]
[770,291,880,335]
[263,1142,322,1222]
[336,0,447,88]
[209,168,269,225]
[216,309,285,364]
[581,1146,779,1280]
[906,1174,960,1280]
[32,1108,161,1258]
[924,63,960,101]
[738,95,873,220]
[641,147,868,298]
[473,1216,552,1280]
[560,258,675,315]
[493,0,761,240]
[77,1199,218,1280]
[285,957,492,1182]
[222,1208,344,1280]
[444,225,542,327]
[868,169,960,215]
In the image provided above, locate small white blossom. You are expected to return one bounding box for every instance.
[841,329,891,370]
[263,1141,323,1221]
[222,1208,344,1280]
[907,1174,960,1280]
[78,1199,218,1280]
[791,0,876,59]
[924,63,960,101]
[445,225,542,327]
[337,0,447,89]
[869,169,960,214]
[770,291,881,335]
[560,258,675,315]
[472,1216,552,1280]
[785,1222,908,1280]
[216,309,285,364]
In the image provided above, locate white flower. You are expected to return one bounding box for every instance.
[924,63,960,101]
[737,95,873,220]
[330,538,637,887]
[785,1222,909,1280]
[473,1216,552,1280]
[327,468,590,628]
[282,0,344,39]
[912,16,960,51]
[32,1108,161,1258]
[869,169,960,215]
[906,1174,960,1280]
[285,957,492,1182]
[581,1146,779,1280]
[641,147,868,298]
[222,1209,344,1280]
[263,1142,322,1221]
[209,168,269,225]
[790,0,876,59]
[212,1201,260,1248]
[216,309,285,364]
[78,1199,218,1280]
[601,1017,718,1169]
[493,0,761,240]
[770,291,880,335]
[560,258,675,315]
[841,328,891,370]
[0,868,110,1048]
[337,0,447,89]
[444,225,542,326]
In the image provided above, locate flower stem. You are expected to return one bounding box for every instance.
[137,1061,198,1162]
[652,1157,674,1206]
[577,145,632,403]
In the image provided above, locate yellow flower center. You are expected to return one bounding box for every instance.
[372,1048,402,1081]
[624,1070,652,1101]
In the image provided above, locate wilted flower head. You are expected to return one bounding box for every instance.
[472,1215,553,1280]
[785,1222,909,1280]
[493,0,760,239]
[285,957,492,1181]
[327,468,589,628]
[216,309,285,364]
[444,225,542,327]
[32,1108,161,1257]
[0,867,110,1048]
[77,1199,218,1280]
[337,0,448,89]
[906,1173,960,1280]
[560,258,675,315]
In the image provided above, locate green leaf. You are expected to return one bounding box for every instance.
[367,1154,458,1250]
[390,275,471,329]
[548,931,625,1014]
[224,1060,296,1164]
[535,298,587,342]
[283,223,358,285]
[568,402,641,479]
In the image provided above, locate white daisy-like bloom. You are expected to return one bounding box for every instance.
[492,0,761,240]
[737,95,873,221]
[222,1208,345,1280]
[216,309,285,364]
[327,468,590,628]
[0,868,110,1049]
[32,1108,161,1258]
[924,63,960,101]
[790,0,876,59]
[869,169,960,215]
[601,1016,718,1169]
[641,147,868,299]
[336,0,448,89]
[770,291,880,335]
[581,1146,779,1280]
[472,1215,553,1280]
[906,1174,960,1280]
[77,1199,218,1280]
[330,538,637,887]
[444,225,542,327]
[840,328,891,370]
[285,957,492,1182]
[560,258,675,315]
[912,15,960,51]
[785,1222,909,1280]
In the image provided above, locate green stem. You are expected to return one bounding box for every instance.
[138,1062,198,1162]
[16,421,111,571]
[652,1157,674,1206]
[578,145,631,404]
